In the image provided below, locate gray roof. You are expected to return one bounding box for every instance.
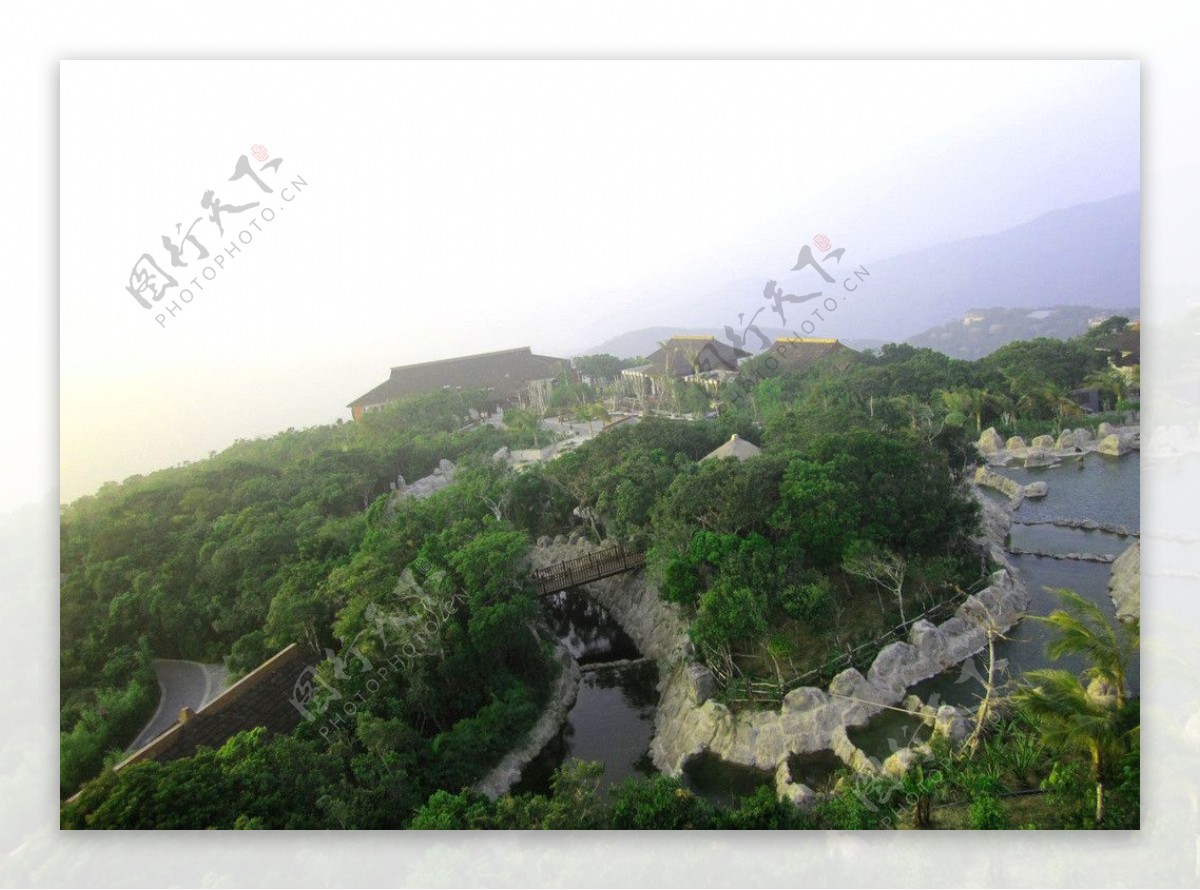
[350,346,570,409]
[638,336,749,378]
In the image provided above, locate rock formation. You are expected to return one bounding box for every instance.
[1108,541,1140,622]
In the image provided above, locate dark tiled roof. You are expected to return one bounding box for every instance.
[1095,329,1140,367]
[763,337,854,373]
[638,337,749,377]
[115,645,317,768]
[349,347,571,409]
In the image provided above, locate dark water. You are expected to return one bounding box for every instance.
[913,452,1140,710]
[514,591,659,795]
[848,710,932,765]
[786,748,846,793]
[679,751,774,806]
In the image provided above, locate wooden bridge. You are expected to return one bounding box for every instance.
[532,544,646,597]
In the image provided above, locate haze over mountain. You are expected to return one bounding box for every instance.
[641,191,1139,346]
[905,304,1139,360]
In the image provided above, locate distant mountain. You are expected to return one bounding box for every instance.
[905,305,1139,360]
[657,191,1140,344]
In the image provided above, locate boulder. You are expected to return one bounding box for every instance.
[1005,436,1028,452]
[1097,434,1131,456]
[867,641,922,697]
[974,466,1023,500]
[933,705,970,743]
[1109,541,1140,622]
[1023,481,1048,499]
[830,725,877,775]
[881,747,921,779]
[782,686,829,715]
[828,668,884,725]
[492,446,510,462]
[1056,429,1078,450]
[775,760,817,810]
[977,427,1005,454]
[1031,434,1056,450]
[1024,448,1055,468]
[684,663,718,706]
[1074,427,1093,444]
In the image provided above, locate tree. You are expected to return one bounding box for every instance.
[1036,588,1138,708]
[1014,669,1128,824]
[939,387,1005,434]
[690,585,768,683]
[573,354,626,384]
[1084,367,1129,412]
[573,401,611,435]
[503,407,545,447]
[960,600,1009,758]
[842,541,908,624]
[1015,588,1140,824]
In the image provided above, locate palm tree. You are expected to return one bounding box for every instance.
[574,401,611,436]
[1036,588,1137,707]
[1085,367,1129,412]
[1014,668,1128,824]
[1015,588,1139,823]
[940,387,1005,434]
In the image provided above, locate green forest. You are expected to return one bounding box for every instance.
[60,322,1138,829]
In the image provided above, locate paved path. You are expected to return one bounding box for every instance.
[127,659,228,752]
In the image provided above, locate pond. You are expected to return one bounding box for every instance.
[513,591,659,795]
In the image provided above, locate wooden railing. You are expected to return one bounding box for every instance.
[532,545,646,596]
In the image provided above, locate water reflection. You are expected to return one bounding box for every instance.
[541,590,642,665]
[514,591,659,795]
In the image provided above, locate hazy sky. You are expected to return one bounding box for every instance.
[59,60,1140,504]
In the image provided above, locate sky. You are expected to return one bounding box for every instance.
[58,60,1141,505]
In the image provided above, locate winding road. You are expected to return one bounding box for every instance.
[127,659,228,752]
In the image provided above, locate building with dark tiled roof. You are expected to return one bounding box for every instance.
[348,346,571,421]
[621,335,749,397]
[1094,327,1140,369]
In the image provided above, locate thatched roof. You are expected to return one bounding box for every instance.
[702,433,762,462]
[762,337,854,374]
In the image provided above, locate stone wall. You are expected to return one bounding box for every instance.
[473,640,581,799]
[529,496,1029,794]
